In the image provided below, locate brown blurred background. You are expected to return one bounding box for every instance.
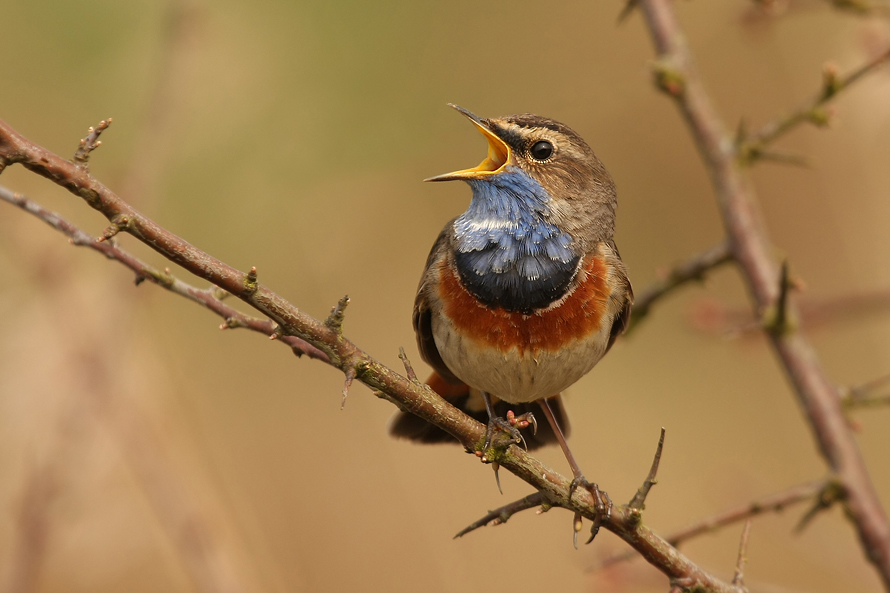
[1,1,889,591]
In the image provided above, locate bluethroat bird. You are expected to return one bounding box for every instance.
[390,104,632,540]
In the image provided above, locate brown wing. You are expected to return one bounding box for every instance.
[605,287,632,354]
[603,241,634,355]
[412,223,463,384]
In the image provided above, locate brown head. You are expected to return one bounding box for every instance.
[427,104,618,249]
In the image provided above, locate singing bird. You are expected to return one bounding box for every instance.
[390,105,632,533]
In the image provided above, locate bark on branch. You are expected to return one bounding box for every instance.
[638,0,890,587]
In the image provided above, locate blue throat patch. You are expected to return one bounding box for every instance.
[453,166,580,313]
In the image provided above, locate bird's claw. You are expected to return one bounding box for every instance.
[567,476,612,545]
[476,418,519,495]
[475,411,539,493]
[477,412,534,460]
[478,417,519,457]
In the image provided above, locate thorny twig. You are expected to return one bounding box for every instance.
[72,118,112,168]
[598,479,831,569]
[737,48,890,164]
[454,492,550,538]
[629,428,666,509]
[762,260,794,335]
[732,520,753,588]
[796,480,847,532]
[626,241,733,335]
[398,347,418,382]
[341,366,357,410]
[639,0,890,585]
[325,295,350,333]
[0,185,330,363]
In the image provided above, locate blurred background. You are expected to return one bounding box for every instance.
[1,1,889,591]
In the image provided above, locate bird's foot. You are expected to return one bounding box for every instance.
[476,411,537,458]
[474,411,537,494]
[568,476,612,547]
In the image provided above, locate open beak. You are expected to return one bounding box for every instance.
[424,104,511,182]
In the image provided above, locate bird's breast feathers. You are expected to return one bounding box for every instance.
[430,243,629,404]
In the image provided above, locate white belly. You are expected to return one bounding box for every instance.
[431,316,611,404]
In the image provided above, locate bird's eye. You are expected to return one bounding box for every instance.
[529,140,553,161]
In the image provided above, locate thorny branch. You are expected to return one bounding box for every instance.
[732,520,753,589]
[638,0,890,587]
[0,119,747,593]
[737,48,890,165]
[599,479,832,569]
[0,186,329,363]
[454,492,549,538]
[458,430,667,542]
